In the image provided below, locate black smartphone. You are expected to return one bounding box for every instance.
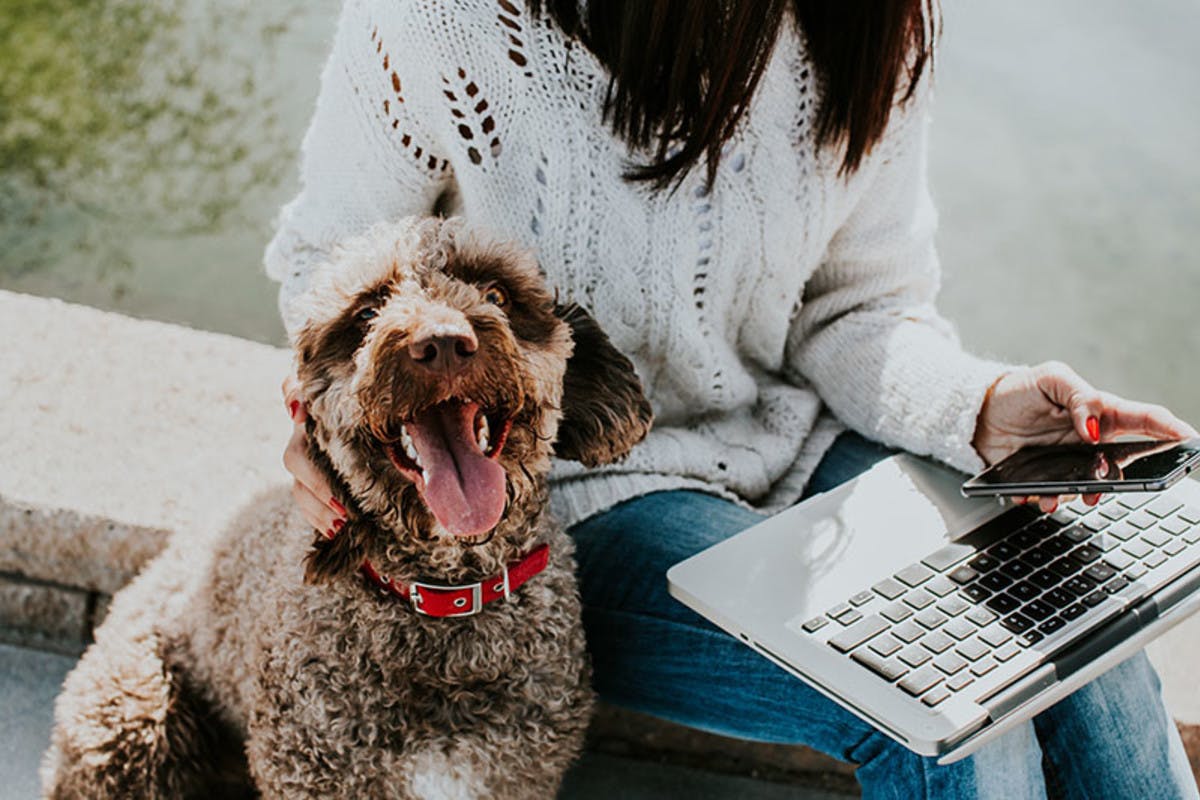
[961,438,1200,497]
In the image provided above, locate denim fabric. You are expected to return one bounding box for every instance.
[568,432,1199,799]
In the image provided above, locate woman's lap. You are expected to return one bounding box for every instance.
[568,432,1198,799]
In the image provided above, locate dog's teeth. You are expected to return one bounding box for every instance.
[476,414,490,452]
[400,426,422,467]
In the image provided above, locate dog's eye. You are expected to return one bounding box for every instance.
[483,285,509,308]
[356,307,379,322]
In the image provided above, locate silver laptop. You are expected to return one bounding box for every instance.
[666,454,1200,763]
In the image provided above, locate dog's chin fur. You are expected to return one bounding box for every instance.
[41,217,653,800]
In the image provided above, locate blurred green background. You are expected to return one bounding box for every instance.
[2,0,1197,423]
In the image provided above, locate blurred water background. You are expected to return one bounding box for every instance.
[3,0,1197,423]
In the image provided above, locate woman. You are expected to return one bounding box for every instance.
[269,1,1199,796]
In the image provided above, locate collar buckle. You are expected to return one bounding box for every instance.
[409,580,484,617]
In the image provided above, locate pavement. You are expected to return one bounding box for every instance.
[0,643,853,799]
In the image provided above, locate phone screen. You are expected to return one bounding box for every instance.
[964,438,1200,494]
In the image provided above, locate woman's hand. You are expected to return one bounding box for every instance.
[282,373,347,538]
[973,362,1198,512]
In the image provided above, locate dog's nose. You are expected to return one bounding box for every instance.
[408,333,478,374]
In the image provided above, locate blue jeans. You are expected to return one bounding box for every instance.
[568,432,1199,799]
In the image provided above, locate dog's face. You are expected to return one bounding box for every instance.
[292,218,651,580]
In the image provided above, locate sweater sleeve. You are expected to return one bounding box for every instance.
[784,85,1011,474]
[264,0,454,338]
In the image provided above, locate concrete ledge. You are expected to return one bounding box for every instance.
[4,288,1200,786]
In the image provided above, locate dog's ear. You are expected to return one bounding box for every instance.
[303,519,368,585]
[553,303,653,466]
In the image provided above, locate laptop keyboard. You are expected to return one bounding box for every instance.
[796,490,1200,710]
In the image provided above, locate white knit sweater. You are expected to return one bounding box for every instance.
[265,0,1010,527]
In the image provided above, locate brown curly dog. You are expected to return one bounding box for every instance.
[41,216,652,799]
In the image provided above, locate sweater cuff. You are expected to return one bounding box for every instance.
[925,357,1012,475]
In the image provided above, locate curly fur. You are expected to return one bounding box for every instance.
[41,217,652,799]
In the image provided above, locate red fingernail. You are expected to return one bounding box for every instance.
[329,497,347,516]
[288,400,300,421]
[331,518,345,533]
[1086,417,1100,443]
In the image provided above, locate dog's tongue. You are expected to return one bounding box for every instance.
[407,401,506,538]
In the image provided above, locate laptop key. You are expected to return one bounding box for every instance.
[1043,588,1075,609]
[1083,563,1116,584]
[938,596,970,617]
[948,565,980,585]
[872,577,908,600]
[1079,517,1108,534]
[869,633,904,657]
[989,541,1020,561]
[971,656,999,677]
[994,642,1021,662]
[1104,577,1130,594]
[921,686,952,707]
[1104,551,1135,571]
[925,576,959,597]
[1019,630,1045,647]
[1164,540,1187,557]
[1123,540,1153,559]
[802,616,829,633]
[1000,613,1033,633]
[896,563,935,587]
[968,554,1001,573]
[1009,582,1040,602]
[1117,492,1156,510]
[956,638,990,662]
[1043,536,1073,556]
[850,590,876,607]
[1147,497,1184,518]
[947,673,975,692]
[978,625,1013,648]
[915,609,948,630]
[852,648,909,683]
[898,667,943,697]
[1144,552,1168,570]
[1179,505,1200,525]
[893,621,925,643]
[1089,534,1120,553]
[961,584,991,603]
[985,594,1020,614]
[1141,530,1171,548]
[1099,505,1130,521]
[1038,616,1067,635]
[1022,601,1055,622]
[1108,521,1139,541]
[882,602,914,623]
[966,607,997,627]
[1185,529,1200,545]
[1128,512,1156,530]
[923,544,974,572]
[933,653,968,676]
[1022,546,1053,567]
[1061,603,1087,621]
[1070,545,1103,564]
[980,573,1013,592]
[1082,590,1107,607]
[904,590,936,610]
[1064,576,1096,596]
[1125,564,1149,581]
[999,560,1034,580]
[1160,519,1189,536]
[898,645,932,668]
[943,619,976,641]
[828,615,889,653]
[921,631,955,654]
[1049,559,1080,579]
[1030,570,1061,590]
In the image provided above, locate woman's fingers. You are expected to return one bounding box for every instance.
[291,480,341,536]
[1034,362,1103,443]
[282,422,341,515]
[1098,394,1198,441]
[281,373,308,423]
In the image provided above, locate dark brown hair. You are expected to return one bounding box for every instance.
[530,0,938,188]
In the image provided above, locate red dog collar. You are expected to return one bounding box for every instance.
[360,544,550,618]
